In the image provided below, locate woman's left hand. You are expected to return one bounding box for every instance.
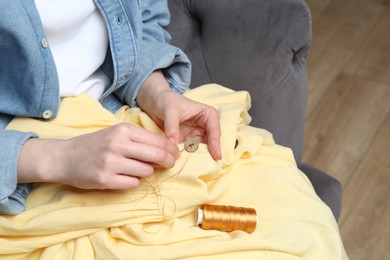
[136,71,222,160]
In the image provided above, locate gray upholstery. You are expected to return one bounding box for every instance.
[298,162,342,219]
[166,0,342,220]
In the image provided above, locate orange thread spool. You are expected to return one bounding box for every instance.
[196,204,257,233]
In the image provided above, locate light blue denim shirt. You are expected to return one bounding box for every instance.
[0,0,191,214]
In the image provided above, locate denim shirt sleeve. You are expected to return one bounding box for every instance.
[115,0,191,107]
[0,115,36,215]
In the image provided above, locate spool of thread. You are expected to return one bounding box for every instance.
[196,204,257,233]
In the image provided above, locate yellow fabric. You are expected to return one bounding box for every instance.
[1,84,347,259]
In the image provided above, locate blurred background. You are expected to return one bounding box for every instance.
[303,0,390,259]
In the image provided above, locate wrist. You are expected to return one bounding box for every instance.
[17,138,66,184]
[136,70,171,111]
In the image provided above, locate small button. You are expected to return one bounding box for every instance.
[41,37,48,48]
[42,110,52,119]
[184,138,199,153]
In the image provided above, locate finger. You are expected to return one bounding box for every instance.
[115,157,155,178]
[120,140,178,169]
[105,174,141,189]
[163,108,181,145]
[125,124,180,159]
[208,138,222,160]
[205,111,222,160]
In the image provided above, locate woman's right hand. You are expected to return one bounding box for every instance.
[17,123,180,189]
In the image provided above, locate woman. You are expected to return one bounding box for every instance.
[0,0,221,215]
[0,1,347,259]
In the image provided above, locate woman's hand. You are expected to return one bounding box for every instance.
[136,71,222,160]
[17,70,221,189]
[17,123,180,189]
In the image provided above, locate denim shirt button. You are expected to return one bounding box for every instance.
[42,110,53,119]
[41,37,48,48]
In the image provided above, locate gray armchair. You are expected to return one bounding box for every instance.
[166,0,342,219]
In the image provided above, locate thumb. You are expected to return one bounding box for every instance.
[164,109,180,144]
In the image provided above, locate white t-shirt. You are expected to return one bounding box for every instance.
[35,0,110,100]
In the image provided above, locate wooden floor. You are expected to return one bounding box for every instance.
[303,0,390,259]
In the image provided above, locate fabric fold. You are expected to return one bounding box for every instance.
[1,84,347,259]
